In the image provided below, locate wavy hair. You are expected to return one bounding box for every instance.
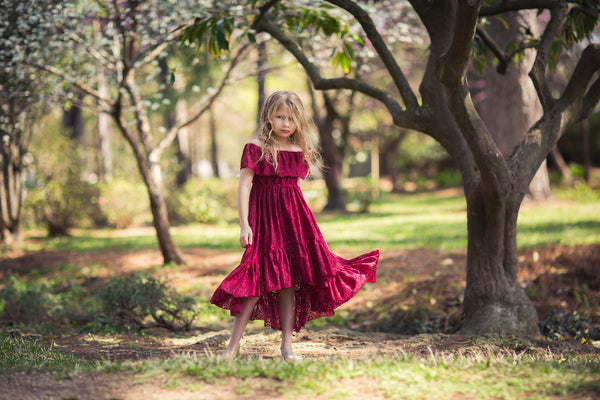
[257,91,321,173]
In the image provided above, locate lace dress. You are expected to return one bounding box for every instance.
[210,143,379,332]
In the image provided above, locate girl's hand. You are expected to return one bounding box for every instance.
[240,225,253,248]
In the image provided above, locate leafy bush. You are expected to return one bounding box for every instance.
[0,276,96,329]
[96,178,151,228]
[168,178,237,224]
[0,276,60,326]
[434,169,462,188]
[23,136,95,236]
[24,174,95,236]
[98,275,196,331]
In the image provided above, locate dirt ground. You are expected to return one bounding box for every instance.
[1,235,600,399]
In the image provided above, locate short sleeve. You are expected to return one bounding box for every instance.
[240,143,261,172]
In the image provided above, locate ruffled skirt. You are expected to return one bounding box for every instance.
[210,176,379,332]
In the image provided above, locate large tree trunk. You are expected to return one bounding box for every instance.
[469,11,551,201]
[308,86,346,210]
[461,186,539,336]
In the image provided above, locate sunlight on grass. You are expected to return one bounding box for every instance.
[98,351,600,400]
[14,187,600,256]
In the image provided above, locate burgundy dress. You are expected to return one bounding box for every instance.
[210,143,379,332]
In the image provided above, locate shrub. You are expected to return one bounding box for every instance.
[96,178,150,228]
[0,276,59,326]
[168,178,237,224]
[24,174,95,236]
[98,275,196,331]
[23,136,95,236]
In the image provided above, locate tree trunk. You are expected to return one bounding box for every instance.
[146,166,185,265]
[549,145,572,184]
[97,68,112,182]
[113,113,185,265]
[318,107,345,210]
[581,118,591,183]
[469,11,552,200]
[461,187,540,336]
[307,85,346,210]
[0,136,23,244]
[256,41,267,132]
[209,107,219,178]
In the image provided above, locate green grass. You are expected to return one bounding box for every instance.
[3,331,597,399]
[11,185,600,256]
[0,331,98,373]
[17,340,600,399]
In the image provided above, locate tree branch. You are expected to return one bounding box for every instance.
[151,44,249,160]
[528,2,568,111]
[325,0,420,113]
[438,0,510,197]
[254,20,413,128]
[480,0,568,15]
[25,62,113,111]
[475,25,538,74]
[560,43,600,116]
[580,75,600,122]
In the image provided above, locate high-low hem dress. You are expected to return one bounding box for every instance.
[210,143,379,332]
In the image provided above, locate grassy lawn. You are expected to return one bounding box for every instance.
[16,185,600,254]
[1,185,599,399]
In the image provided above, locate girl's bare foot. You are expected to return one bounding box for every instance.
[219,346,238,360]
[281,347,302,361]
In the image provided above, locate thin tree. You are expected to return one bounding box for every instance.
[33,1,247,264]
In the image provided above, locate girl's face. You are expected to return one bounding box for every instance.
[270,106,297,143]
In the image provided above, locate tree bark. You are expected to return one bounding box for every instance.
[256,41,267,132]
[308,88,346,210]
[581,118,591,183]
[469,11,552,200]
[97,68,113,182]
[209,107,219,178]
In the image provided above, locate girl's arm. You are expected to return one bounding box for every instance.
[238,167,255,248]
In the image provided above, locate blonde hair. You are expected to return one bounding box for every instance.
[257,91,321,173]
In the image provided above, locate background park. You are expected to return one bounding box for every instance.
[1,1,600,399]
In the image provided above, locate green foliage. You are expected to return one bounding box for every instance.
[24,135,95,236]
[98,275,196,331]
[0,276,60,326]
[181,2,361,73]
[0,275,98,330]
[96,178,150,229]
[25,178,95,236]
[168,178,237,224]
[0,332,96,373]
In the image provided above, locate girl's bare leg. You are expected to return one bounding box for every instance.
[223,297,259,358]
[278,287,300,360]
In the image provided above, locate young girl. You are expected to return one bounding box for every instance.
[210,91,379,360]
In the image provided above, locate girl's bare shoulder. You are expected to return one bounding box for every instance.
[248,138,263,147]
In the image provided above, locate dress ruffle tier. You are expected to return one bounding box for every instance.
[210,143,379,332]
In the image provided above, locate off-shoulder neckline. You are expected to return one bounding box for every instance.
[246,142,303,154]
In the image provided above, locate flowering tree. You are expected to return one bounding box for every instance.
[32,0,248,264]
[183,0,599,336]
[0,0,74,244]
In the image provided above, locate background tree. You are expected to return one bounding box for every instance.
[184,0,599,336]
[0,0,74,244]
[33,0,247,264]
